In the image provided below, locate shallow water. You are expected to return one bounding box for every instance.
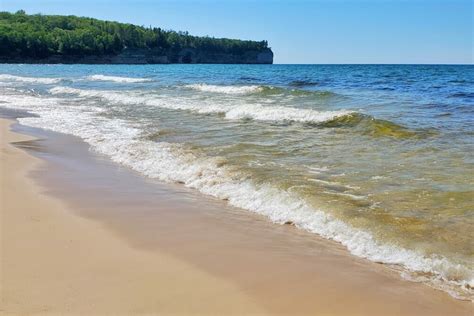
[0,64,472,300]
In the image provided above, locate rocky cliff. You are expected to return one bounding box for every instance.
[0,47,273,64]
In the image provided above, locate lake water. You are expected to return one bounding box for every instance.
[0,64,472,300]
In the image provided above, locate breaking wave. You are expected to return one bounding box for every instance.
[320,113,437,138]
[49,86,353,124]
[49,86,424,138]
[185,83,264,94]
[184,83,339,98]
[86,75,153,83]
[0,74,61,84]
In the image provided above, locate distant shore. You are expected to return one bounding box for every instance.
[1,117,471,315]
[0,47,274,65]
[0,11,273,65]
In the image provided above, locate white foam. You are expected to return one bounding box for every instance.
[49,87,354,124]
[185,83,263,94]
[224,103,352,123]
[87,75,152,83]
[50,86,82,94]
[3,88,473,301]
[0,74,61,84]
[323,191,368,201]
[307,166,330,173]
[50,86,134,104]
[308,178,340,186]
[371,175,387,180]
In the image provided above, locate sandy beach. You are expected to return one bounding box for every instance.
[1,117,472,315]
[0,118,266,315]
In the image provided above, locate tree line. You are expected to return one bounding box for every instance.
[0,10,269,58]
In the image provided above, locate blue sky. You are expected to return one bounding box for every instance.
[1,0,472,64]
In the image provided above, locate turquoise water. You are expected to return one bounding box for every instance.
[0,64,472,300]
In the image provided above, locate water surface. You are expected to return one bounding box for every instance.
[1,64,472,300]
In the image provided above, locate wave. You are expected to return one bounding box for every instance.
[87,75,153,83]
[376,87,396,91]
[49,87,432,138]
[49,86,131,104]
[1,90,472,301]
[185,83,263,94]
[184,83,340,99]
[51,86,96,95]
[449,92,474,99]
[320,113,436,139]
[239,76,259,82]
[49,86,353,124]
[288,80,319,87]
[257,86,338,98]
[224,104,352,123]
[0,74,61,84]
[447,79,473,85]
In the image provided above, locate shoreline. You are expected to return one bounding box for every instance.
[1,117,472,315]
[0,118,266,315]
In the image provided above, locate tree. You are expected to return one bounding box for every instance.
[0,11,269,58]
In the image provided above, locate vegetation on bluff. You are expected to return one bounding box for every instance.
[0,10,269,58]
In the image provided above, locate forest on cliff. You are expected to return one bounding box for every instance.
[0,10,269,58]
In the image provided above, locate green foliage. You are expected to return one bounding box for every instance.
[0,11,269,58]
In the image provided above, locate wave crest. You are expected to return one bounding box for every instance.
[49,87,434,138]
[225,104,352,123]
[185,83,263,94]
[321,113,436,139]
[49,86,353,124]
[185,83,339,98]
[87,75,153,83]
[0,74,61,84]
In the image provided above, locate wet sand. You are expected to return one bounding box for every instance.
[1,117,472,315]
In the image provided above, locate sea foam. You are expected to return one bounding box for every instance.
[0,74,61,84]
[185,83,264,94]
[49,86,354,124]
[87,75,153,83]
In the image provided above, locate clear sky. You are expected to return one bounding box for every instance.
[1,0,472,64]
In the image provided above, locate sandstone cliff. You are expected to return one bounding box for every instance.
[0,47,273,64]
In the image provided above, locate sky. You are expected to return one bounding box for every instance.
[1,0,472,64]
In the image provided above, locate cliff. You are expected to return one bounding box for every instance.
[0,47,273,64]
[0,11,274,64]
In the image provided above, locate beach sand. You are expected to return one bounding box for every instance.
[0,119,265,315]
[1,117,472,315]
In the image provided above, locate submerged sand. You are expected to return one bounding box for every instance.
[1,118,472,315]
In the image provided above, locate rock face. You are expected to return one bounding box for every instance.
[0,47,273,64]
[175,48,274,64]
